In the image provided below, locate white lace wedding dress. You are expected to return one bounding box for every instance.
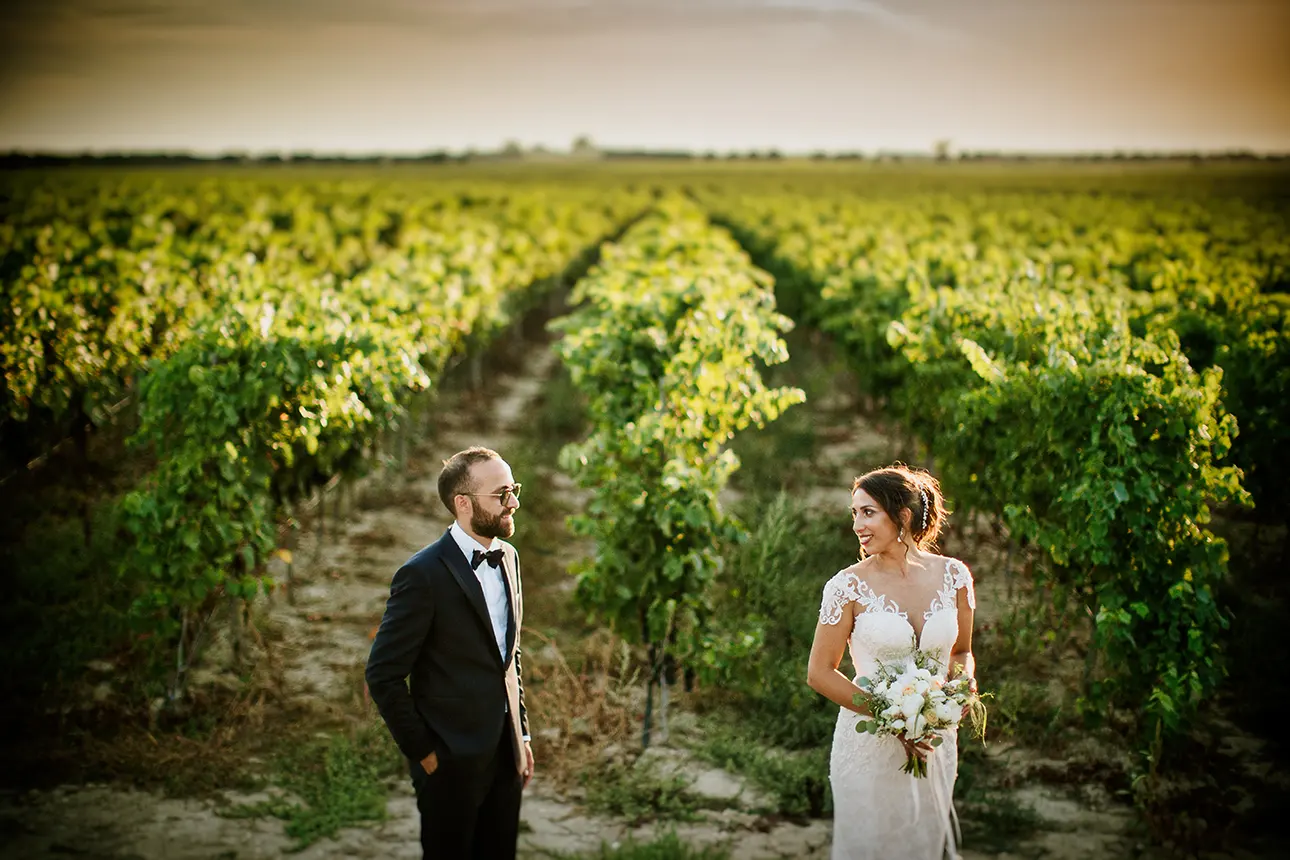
[819,558,976,860]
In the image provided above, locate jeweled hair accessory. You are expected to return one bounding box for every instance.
[918,487,929,530]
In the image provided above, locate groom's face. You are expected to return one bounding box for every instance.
[466,458,520,540]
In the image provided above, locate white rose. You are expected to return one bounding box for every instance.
[910,711,927,738]
[933,701,959,723]
[901,693,925,721]
[897,676,921,699]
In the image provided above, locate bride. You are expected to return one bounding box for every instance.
[807,465,978,860]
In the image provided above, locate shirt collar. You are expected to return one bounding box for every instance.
[450,520,499,563]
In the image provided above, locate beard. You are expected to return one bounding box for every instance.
[471,506,514,540]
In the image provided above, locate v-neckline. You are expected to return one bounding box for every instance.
[890,610,937,651]
[858,565,953,647]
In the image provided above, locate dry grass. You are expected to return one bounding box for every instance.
[5,682,305,797]
[346,522,404,548]
[523,627,645,790]
[356,481,430,513]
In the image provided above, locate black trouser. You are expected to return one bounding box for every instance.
[411,725,522,859]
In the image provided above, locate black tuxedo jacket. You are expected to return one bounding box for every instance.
[365,528,528,773]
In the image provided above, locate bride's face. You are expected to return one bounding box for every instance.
[852,488,901,556]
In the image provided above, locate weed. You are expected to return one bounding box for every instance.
[529,361,589,457]
[539,829,731,860]
[581,759,701,826]
[956,789,1044,853]
[691,723,831,818]
[699,490,852,750]
[525,629,642,790]
[222,721,403,851]
[0,500,144,702]
[954,745,1044,852]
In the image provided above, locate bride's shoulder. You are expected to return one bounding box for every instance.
[929,554,977,606]
[920,552,971,574]
[818,562,872,622]
[822,560,873,591]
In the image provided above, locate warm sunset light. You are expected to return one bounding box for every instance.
[3,4,1287,859]
[2,0,1288,155]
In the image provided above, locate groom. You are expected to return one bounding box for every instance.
[365,446,534,858]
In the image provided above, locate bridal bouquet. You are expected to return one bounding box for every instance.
[852,652,987,778]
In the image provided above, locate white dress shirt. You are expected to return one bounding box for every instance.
[449,522,510,663]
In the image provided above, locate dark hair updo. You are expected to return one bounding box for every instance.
[852,463,948,551]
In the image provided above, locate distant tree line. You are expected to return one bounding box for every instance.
[952,149,1286,163]
[0,151,469,169]
[1,147,1286,169]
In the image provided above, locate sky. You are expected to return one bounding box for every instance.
[1,0,1288,155]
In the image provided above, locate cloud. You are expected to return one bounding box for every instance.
[8,0,954,36]
[0,0,958,94]
[434,0,950,35]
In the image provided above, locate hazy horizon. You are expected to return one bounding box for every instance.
[3,0,1289,156]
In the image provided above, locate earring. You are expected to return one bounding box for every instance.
[898,527,905,543]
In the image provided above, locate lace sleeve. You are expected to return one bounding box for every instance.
[819,571,861,625]
[948,559,976,610]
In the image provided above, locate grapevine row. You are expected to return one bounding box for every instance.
[124,188,648,672]
[709,189,1267,735]
[0,171,649,688]
[0,173,631,475]
[551,196,804,688]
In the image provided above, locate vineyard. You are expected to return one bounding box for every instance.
[2,161,1287,858]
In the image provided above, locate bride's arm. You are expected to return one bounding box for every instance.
[947,586,976,685]
[806,602,872,715]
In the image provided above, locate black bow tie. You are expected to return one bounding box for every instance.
[471,548,504,570]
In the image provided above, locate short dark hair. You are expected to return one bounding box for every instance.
[852,464,948,552]
[437,446,502,516]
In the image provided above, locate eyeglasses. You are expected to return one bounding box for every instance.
[461,483,522,506]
